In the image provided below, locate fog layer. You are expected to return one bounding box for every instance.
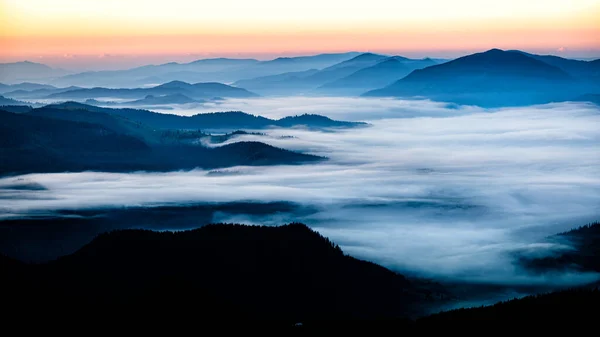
[1,99,599,285]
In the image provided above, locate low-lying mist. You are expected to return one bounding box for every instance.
[1,98,599,287]
[150,96,480,120]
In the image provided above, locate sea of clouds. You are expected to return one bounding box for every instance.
[1,98,599,285]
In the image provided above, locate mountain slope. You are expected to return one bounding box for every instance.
[2,86,83,99]
[233,52,363,79]
[323,53,389,71]
[25,105,163,144]
[0,61,68,83]
[50,53,361,88]
[518,222,600,274]
[114,93,201,106]
[1,222,598,330]
[363,49,594,107]
[275,114,366,128]
[40,102,366,131]
[0,105,33,113]
[419,287,599,327]
[50,58,259,87]
[47,80,258,100]
[318,57,436,94]
[233,69,319,95]
[0,109,151,175]
[508,50,600,80]
[232,53,388,95]
[0,109,322,175]
[0,223,434,324]
[0,82,56,94]
[0,95,31,106]
[297,53,389,91]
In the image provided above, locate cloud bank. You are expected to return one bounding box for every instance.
[151,96,481,120]
[1,99,599,286]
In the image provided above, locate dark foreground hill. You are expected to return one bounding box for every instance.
[1,223,599,332]
[0,109,322,175]
[0,223,440,326]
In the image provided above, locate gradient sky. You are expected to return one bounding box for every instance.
[1,0,599,70]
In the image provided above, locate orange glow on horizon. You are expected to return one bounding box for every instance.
[1,0,599,66]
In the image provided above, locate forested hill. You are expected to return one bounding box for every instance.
[1,223,599,332]
[0,223,442,326]
[0,108,323,175]
[519,222,600,273]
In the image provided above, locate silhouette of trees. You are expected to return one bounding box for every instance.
[520,222,600,273]
[0,223,425,327]
[419,287,600,327]
[1,222,599,331]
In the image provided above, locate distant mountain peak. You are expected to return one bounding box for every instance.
[0,60,53,69]
[188,57,258,65]
[350,53,385,61]
[449,48,571,70]
[268,57,296,64]
[153,80,194,89]
[387,56,411,62]
[377,57,403,65]
[192,82,230,87]
[362,48,583,107]
[46,101,94,110]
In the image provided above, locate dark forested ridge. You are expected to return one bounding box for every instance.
[0,104,33,113]
[0,94,30,106]
[1,222,599,332]
[38,102,366,130]
[417,287,600,328]
[519,222,600,273]
[89,93,202,106]
[0,223,444,328]
[0,202,316,262]
[0,108,323,176]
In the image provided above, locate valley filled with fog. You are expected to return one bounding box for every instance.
[4,0,600,326]
[2,97,599,289]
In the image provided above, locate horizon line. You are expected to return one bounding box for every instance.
[2,47,599,72]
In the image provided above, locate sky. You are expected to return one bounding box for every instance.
[1,0,599,69]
